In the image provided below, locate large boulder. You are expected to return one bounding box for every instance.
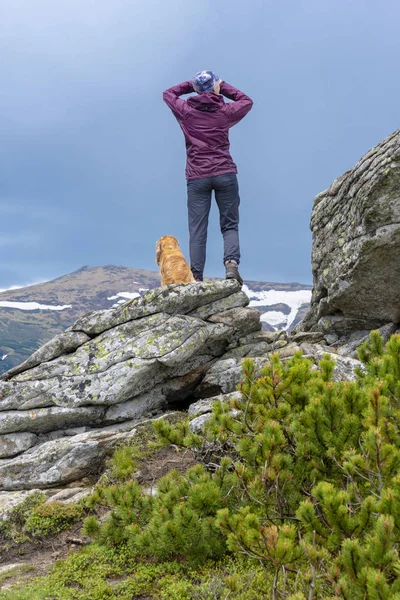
[0,428,137,490]
[301,129,400,337]
[0,282,253,413]
[0,281,262,487]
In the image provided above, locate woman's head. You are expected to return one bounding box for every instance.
[192,71,220,94]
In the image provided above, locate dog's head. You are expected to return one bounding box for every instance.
[156,235,181,265]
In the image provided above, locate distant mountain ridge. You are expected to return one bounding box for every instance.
[0,265,311,374]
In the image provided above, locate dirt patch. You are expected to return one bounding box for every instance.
[0,505,109,591]
[137,446,197,486]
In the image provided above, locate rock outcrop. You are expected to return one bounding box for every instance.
[0,279,368,497]
[0,281,263,490]
[2,131,400,540]
[299,129,400,343]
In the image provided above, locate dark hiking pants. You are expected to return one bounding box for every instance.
[187,172,240,281]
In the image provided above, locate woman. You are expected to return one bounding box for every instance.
[163,71,253,284]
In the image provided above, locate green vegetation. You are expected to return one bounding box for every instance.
[24,502,83,537]
[2,331,400,599]
[0,544,270,599]
[0,494,83,545]
[0,492,47,545]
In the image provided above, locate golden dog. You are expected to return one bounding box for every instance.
[156,235,195,286]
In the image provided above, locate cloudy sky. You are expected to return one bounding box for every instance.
[1,0,399,287]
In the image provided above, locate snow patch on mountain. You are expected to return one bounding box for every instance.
[0,301,72,311]
[107,291,141,307]
[259,311,288,328]
[243,285,312,331]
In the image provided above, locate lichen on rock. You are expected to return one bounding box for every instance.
[0,280,261,487]
[299,128,400,339]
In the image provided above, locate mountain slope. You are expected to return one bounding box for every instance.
[0,265,311,374]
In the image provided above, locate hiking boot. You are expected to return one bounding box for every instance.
[225,261,243,285]
[194,277,203,283]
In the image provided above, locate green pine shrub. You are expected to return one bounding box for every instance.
[5,331,400,599]
[0,491,46,545]
[82,332,400,598]
[0,493,84,552]
[24,501,84,536]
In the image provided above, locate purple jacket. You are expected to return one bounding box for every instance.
[163,81,253,180]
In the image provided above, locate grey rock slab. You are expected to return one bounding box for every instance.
[1,331,90,381]
[45,487,91,504]
[10,313,186,381]
[61,489,93,504]
[190,409,240,433]
[0,428,138,490]
[331,355,366,382]
[189,414,212,433]
[336,322,398,357]
[188,290,249,320]
[102,361,218,423]
[70,280,241,336]
[196,323,237,358]
[222,341,271,359]
[317,314,373,337]
[0,318,233,412]
[194,357,270,397]
[98,419,144,433]
[239,330,287,345]
[290,331,325,344]
[299,343,365,381]
[0,358,166,411]
[0,283,251,414]
[275,343,302,359]
[155,321,211,367]
[99,412,178,434]
[31,426,101,448]
[104,388,167,423]
[161,353,216,379]
[188,391,243,416]
[36,428,93,445]
[0,406,105,435]
[325,333,339,345]
[335,330,371,358]
[0,432,37,458]
[208,306,261,339]
[302,129,400,335]
[63,426,93,436]
[0,381,55,412]
[14,351,216,414]
[274,340,289,349]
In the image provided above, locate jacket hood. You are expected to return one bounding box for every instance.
[187,92,224,112]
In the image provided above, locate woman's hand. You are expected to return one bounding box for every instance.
[213,78,222,94]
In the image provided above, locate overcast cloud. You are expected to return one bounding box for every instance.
[1,0,400,287]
